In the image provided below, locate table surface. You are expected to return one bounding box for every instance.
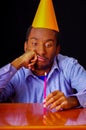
[0,103,86,130]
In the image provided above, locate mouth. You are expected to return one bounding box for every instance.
[37,55,47,62]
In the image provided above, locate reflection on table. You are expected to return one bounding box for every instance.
[0,103,86,129]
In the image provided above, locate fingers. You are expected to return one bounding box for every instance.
[43,91,58,104]
[44,91,64,106]
[43,90,67,111]
[55,101,67,111]
[23,51,37,69]
[28,55,37,70]
[49,96,66,110]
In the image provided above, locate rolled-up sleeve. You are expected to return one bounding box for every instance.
[77,89,86,108]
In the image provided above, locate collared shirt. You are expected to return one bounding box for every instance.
[0,54,86,107]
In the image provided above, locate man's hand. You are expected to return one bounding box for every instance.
[43,90,79,111]
[11,50,37,70]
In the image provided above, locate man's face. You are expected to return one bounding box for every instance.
[25,27,60,70]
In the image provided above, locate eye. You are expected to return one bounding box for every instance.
[45,42,54,48]
[32,42,38,46]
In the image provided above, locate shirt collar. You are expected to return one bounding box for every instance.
[24,68,34,79]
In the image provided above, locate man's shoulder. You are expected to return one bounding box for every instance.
[57,53,77,62]
[57,53,78,69]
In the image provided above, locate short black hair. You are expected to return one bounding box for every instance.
[25,25,32,41]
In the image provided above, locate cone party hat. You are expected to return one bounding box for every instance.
[32,0,59,32]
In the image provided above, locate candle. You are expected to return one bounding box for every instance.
[44,72,47,99]
[43,72,47,115]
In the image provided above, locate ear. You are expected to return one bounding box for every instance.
[56,45,60,55]
[24,41,27,52]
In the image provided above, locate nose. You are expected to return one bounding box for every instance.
[36,44,46,56]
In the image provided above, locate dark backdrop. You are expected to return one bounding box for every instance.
[1,0,86,69]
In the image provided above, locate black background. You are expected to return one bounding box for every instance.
[1,0,86,69]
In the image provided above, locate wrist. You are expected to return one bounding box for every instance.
[11,57,23,70]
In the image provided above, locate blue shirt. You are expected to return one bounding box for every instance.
[0,54,86,107]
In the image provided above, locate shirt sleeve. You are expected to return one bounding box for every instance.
[0,63,17,88]
[70,61,86,108]
[76,89,86,108]
[69,60,86,108]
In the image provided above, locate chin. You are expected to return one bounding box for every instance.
[35,63,51,70]
[35,65,46,70]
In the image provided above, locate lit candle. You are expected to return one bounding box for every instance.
[43,72,47,115]
[44,72,47,99]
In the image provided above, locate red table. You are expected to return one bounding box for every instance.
[0,103,86,130]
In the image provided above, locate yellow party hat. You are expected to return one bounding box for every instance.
[32,0,59,32]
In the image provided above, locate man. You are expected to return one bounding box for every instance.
[0,0,86,111]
